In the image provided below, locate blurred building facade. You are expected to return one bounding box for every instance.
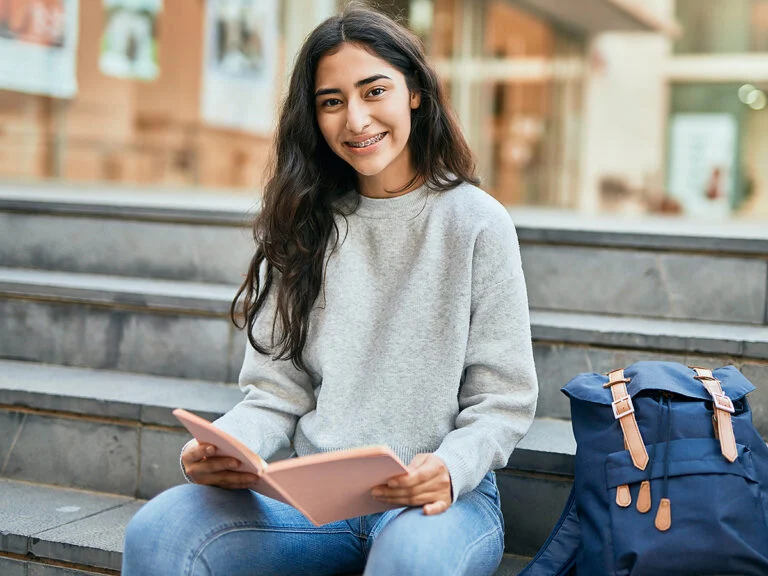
[0,0,766,219]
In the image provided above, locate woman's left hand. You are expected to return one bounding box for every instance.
[371,453,453,515]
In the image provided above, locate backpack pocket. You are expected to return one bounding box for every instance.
[605,438,768,576]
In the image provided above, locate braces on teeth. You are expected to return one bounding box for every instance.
[349,133,385,148]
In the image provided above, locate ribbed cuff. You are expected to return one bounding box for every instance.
[433,446,473,503]
[179,439,196,484]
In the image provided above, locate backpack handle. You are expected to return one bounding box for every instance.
[690,366,738,463]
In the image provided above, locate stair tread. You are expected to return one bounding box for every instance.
[0,359,241,426]
[511,417,576,475]
[0,359,575,476]
[0,266,234,294]
[531,310,768,359]
[3,183,768,253]
[0,267,235,314]
[3,268,766,359]
[0,180,257,224]
[0,479,140,571]
[533,309,768,339]
[0,478,530,574]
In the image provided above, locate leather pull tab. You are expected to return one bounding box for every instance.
[636,480,652,513]
[655,498,672,531]
[616,484,632,508]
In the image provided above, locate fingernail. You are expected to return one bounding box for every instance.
[387,480,398,487]
[230,460,239,468]
[206,446,215,455]
[371,489,382,497]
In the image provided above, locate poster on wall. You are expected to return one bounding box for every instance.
[100,0,161,81]
[201,0,279,135]
[0,0,79,97]
[668,113,737,219]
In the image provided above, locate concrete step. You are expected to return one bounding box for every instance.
[0,358,575,560]
[3,186,768,326]
[5,268,768,369]
[0,360,241,498]
[0,267,242,382]
[0,182,255,285]
[0,475,539,575]
[523,244,767,326]
[2,267,767,418]
[0,359,575,510]
[531,314,768,438]
[501,418,574,557]
[0,479,139,574]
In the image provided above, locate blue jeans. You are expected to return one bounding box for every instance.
[122,471,504,576]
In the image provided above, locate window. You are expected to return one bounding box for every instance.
[414,0,586,207]
[675,0,768,54]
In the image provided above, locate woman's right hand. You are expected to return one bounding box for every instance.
[181,440,262,489]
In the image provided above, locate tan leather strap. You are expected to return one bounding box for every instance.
[605,369,649,470]
[691,367,738,463]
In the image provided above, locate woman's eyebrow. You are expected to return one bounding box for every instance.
[314,74,392,98]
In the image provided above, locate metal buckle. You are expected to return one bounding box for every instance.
[612,395,635,419]
[712,392,735,414]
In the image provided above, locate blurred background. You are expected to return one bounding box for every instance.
[0,0,767,220]
[1,6,767,571]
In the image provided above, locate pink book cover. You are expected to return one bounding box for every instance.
[173,408,410,526]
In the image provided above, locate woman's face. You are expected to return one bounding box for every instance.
[314,42,421,197]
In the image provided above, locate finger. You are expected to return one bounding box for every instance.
[387,467,435,489]
[185,457,241,484]
[196,472,261,489]
[191,457,243,475]
[423,500,451,515]
[388,460,444,489]
[375,475,445,499]
[372,490,446,507]
[408,453,431,469]
[184,441,217,464]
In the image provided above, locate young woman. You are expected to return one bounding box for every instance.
[122,6,537,575]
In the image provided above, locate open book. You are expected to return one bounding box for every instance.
[173,408,410,526]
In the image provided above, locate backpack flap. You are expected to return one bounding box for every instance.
[563,361,756,468]
[562,361,755,405]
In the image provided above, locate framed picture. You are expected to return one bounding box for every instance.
[201,0,279,135]
[99,0,162,81]
[0,0,79,97]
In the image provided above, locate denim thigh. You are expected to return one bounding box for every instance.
[363,471,505,576]
[122,483,365,576]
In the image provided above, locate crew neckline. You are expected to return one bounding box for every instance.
[351,184,430,219]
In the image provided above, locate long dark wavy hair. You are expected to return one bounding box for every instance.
[231,5,479,372]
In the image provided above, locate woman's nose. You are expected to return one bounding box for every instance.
[345,100,371,134]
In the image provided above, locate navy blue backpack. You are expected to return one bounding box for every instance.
[520,361,768,576]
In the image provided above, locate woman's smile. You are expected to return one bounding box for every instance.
[345,132,388,153]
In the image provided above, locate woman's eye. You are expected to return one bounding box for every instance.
[322,98,342,107]
[368,88,385,97]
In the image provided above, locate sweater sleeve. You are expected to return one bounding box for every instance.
[434,215,538,500]
[211,289,316,461]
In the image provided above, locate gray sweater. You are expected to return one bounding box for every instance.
[214,181,538,500]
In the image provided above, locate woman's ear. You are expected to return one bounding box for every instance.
[410,91,421,110]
